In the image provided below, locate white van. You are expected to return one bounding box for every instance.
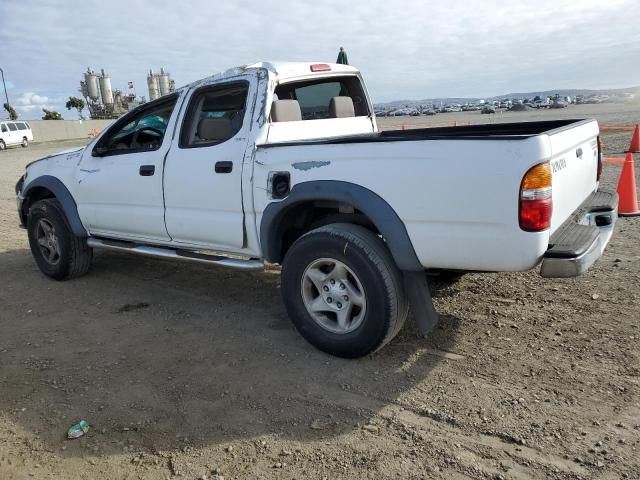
[0,121,33,150]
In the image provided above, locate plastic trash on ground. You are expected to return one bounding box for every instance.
[67,420,90,439]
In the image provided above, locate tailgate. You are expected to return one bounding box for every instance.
[545,119,600,233]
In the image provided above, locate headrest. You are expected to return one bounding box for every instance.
[329,96,355,118]
[271,100,302,122]
[197,117,232,141]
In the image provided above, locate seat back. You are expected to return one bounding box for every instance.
[329,96,355,118]
[271,100,302,122]
[197,117,232,142]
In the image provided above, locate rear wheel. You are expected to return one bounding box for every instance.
[0,139,5,151]
[21,137,28,148]
[27,199,92,280]
[281,223,408,358]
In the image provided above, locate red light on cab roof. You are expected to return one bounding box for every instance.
[310,63,331,72]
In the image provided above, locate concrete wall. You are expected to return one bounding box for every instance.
[28,119,114,143]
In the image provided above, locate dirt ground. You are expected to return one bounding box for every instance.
[1,105,639,480]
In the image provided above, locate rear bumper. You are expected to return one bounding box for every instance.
[540,190,617,278]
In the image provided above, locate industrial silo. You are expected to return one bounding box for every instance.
[84,68,100,102]
[147,70,160,101]
[99,69,113,105]
[158,68,170,96]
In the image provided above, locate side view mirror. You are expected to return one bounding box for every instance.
[92,145,109,157]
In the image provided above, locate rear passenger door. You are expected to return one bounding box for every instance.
[163,80,253,250]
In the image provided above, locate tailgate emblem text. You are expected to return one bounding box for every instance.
[552,158,567,173]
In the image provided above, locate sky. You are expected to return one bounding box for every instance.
[1,0,639,119]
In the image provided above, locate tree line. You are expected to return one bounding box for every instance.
[3,96,86,120]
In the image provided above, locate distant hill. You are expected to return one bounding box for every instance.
[374,85,640,108]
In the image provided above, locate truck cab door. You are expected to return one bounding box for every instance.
[75,93,182,242]
[163,78,255,251]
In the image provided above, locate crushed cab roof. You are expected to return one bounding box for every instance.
[179,61,360,92]
[245,61,359,78]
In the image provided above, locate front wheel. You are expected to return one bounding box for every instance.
[21,137,28,148]
[281,223,408,358]
[27,199,92,280]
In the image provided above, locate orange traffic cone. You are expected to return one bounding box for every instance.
[629,124,640,153]
[617,152,640,216]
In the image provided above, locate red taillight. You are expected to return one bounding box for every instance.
[519,162,552,232]
[310,63,331,72]
[520,198,553,231]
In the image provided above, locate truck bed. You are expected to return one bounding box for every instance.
[259,119,593,147]
[254,117,601,273]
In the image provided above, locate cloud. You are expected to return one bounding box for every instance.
[1,0,639,118]
[13,92,57,115]
[15,92,49,107]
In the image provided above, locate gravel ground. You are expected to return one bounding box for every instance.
[1,106,639,480]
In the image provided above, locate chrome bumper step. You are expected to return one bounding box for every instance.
[540,190,618,278]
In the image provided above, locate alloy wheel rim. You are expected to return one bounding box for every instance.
[301,258,367,334]
[36,219,61,265]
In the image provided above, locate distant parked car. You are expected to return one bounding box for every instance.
[423,109,437,116]
[442,105,461,113]
[481,105,496,114]
[0,121,33,150]
[550,99,568,109]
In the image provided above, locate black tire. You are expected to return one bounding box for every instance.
[21,137,28,148]
[281,223,408,358]
[0,139,5,151]
[27,199,92,280]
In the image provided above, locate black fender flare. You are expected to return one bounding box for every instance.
[22,175,87,237]
[259,180,422,271]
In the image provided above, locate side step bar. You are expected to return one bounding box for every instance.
[86,238,265,272]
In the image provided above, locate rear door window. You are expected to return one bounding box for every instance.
[179,82,248,148]
[7,123,17,131]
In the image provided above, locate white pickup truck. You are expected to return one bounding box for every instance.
[16,62,617,357]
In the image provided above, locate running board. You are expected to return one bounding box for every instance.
[86,238,264,271]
